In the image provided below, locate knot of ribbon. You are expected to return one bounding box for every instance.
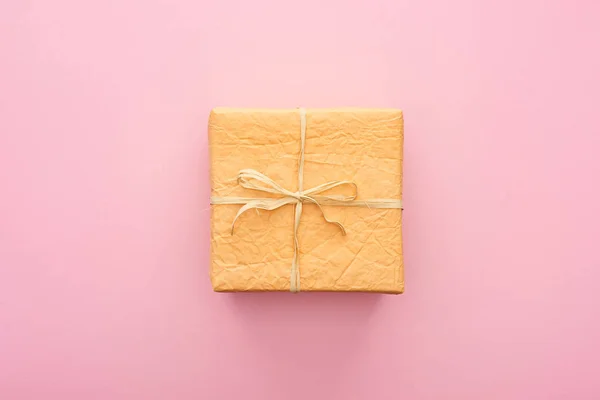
[210,108,402,292]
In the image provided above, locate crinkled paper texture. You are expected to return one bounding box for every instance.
[209,108,404,293]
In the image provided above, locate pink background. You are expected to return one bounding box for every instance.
[1,0,600,399]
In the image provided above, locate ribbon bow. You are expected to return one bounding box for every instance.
[231,169,358,235]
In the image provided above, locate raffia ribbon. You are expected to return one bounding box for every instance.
[210,108,403,292]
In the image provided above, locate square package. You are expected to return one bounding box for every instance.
[209,108,404,293]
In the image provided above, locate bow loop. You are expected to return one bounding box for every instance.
[303,180,358,203]
[237,169,298,198]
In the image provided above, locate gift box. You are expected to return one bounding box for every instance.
[208,108,404,293]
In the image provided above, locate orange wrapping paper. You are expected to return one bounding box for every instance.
[209,108,404,293]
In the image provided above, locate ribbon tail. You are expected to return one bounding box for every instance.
[231,197,298,235]
[301,196,348,236]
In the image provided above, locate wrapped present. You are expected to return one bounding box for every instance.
[208,108,404,293]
